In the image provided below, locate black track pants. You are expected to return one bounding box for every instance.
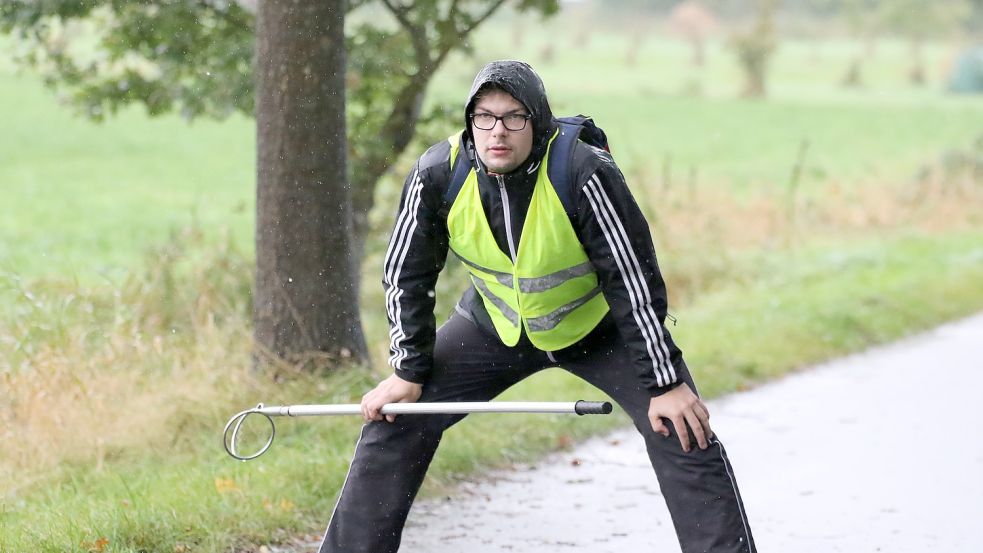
[318,314,755,553]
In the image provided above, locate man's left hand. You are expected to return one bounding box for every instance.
[648,383,713,453]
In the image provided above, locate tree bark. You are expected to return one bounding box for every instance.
[254,0,367,371]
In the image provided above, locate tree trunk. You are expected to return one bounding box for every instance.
[908,39,926,86]
[733,0,776,99]
[254,0,367,371]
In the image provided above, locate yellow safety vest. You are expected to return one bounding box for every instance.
[446,131,610,351]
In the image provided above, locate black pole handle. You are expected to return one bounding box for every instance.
[574,400,613,415]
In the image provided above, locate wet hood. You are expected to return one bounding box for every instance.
[464,60,557,168]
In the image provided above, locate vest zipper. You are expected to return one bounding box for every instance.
[497,175,518,263]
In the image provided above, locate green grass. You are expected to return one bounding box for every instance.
[4,228,982,552]
[0,372,614,552]
[0,72,255,283]
[676,229,983,396]
[3,32,982,283]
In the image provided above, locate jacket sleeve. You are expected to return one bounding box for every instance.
[574,150,691,396]
[382,153,450,384]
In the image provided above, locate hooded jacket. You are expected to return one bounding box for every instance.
[463,60,557,166]
[382,60,690,395]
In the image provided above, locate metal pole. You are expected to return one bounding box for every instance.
[256,401,611,417]
[223,400,612,461]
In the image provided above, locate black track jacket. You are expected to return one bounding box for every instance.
[382,60,690,396]
[381,135,691,396]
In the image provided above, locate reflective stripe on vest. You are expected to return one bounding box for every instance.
[526,285,602,332]
[471,276,520,326]
[519,261,594,293]
[445,131,610,351]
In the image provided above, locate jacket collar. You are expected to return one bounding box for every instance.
[468,139,543,188]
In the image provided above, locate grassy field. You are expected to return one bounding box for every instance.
[4,229,982,552]
[2,9,983,552]
[3,31,981,281]
[0,71,255,283]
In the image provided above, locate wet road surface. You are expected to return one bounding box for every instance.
[396,312,983,552]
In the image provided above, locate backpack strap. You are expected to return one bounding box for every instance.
[548,116,605,219]
[444,131,473,206]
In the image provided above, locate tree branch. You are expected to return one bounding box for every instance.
[462,0,508,37]
[433,0,508,68]
[379,0,414,32]
[447,0,462,25]
[380,0,432,68]
[345,0,374,14]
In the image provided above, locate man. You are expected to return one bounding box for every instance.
[319,60,755,553]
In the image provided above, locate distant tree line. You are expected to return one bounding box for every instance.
[588,0,979,96]
[594,0,983,34]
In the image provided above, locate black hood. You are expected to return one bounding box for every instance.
[464,60,557,171]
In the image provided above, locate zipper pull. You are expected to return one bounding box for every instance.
[665,313,678,326]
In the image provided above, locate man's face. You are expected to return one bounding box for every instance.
[471,90,534,175]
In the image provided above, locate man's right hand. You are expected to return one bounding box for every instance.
[360,374,423,423]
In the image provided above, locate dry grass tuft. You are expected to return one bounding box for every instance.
[633,157,982,303]
[0,228,262,495]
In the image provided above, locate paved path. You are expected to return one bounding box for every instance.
[397,313,983,552]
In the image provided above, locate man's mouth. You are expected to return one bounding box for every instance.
[488,145,511,155]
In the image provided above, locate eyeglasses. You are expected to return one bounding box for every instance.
[470,112,532,131]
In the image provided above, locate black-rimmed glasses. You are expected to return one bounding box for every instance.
[470,112,531,131]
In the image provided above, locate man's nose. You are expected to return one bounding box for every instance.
[491,118,509,135]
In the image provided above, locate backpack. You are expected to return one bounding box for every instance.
[444,115,610,219]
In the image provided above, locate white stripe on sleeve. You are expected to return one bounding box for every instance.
[383,169,425,369]
[583,174,676,386]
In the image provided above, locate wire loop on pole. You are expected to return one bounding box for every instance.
[223,403,277,461]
